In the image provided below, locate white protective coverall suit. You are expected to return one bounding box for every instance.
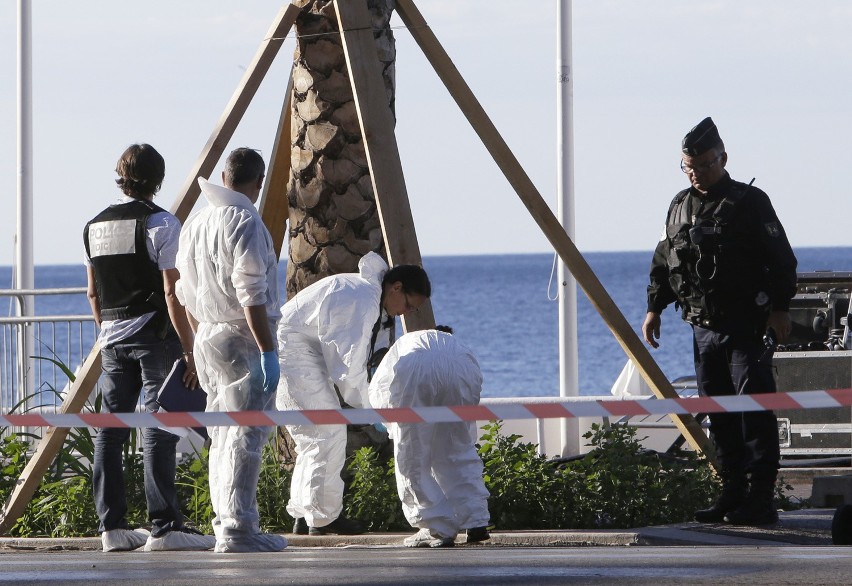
[368,329,491,539]
[176,178,281,542]
[276,252,390,527]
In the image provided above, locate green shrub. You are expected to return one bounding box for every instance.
[344,446,407,531]
[256,441,295,533]
[1,417,795,536]
[175,446,213,532]
[554,423,718,528]
[30,476,99,537]
[0,434,30,496]
[478,421,557,529]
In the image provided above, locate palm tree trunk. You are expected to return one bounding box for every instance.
[286,0,396,300]
[279,0,397,470]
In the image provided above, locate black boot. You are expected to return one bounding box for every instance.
[724,472,779,526]
[292,518,308,535]
[465,526,490,543]
[694,472,747,523]
[308,515,365,536]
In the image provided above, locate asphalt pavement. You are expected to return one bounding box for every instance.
[0,510,847,586]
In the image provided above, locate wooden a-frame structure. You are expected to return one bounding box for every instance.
[0,0,715,534]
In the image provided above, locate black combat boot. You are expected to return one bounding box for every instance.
[694,471,747,523]
[292,518,308,535]
[308,515,365,536]
[723,472,779,526]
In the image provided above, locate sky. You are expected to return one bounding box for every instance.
[1,0,851,267]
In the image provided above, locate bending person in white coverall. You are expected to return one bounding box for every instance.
[369,326,491,548]
[277,252,431,535]
[176,148,286,553]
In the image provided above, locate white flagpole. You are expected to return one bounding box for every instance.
[17,0,35,400]
[557,0,580,456]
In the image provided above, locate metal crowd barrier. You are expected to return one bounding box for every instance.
[0,287,97,438]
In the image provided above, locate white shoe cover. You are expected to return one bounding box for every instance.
[144,529,216,551]
[214,533,288,553]
[403,528,455,548]
[101,528,149,552]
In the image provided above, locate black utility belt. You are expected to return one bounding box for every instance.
[688,315,715,329]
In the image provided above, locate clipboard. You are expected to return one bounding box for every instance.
[156,358,209,441]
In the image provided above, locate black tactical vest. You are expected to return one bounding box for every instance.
[664,183,768,327]
[83,200,166,321]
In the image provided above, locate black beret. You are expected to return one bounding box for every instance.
[682,117,722,156]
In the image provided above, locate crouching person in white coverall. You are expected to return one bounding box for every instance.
[277,252,431,536]
[368,326,491,548]
[176,148,286,553]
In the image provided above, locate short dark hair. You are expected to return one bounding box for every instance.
[224,148,265,187]
[383,264,431,297]
[435,324,453,334]
[115,143,165,198]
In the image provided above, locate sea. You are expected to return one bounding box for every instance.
[2,246,850,400]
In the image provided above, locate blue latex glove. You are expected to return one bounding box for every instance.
[373,422,388,434]
[260,351,280,394]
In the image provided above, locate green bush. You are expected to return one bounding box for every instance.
[552,423,718,528]
[476,421,721,529]
[0,418,798,536]
[256,441,295,533]
[478,422,557,529]
[30,476,99,537]
[343,447,407,531]
[175,446,213,532]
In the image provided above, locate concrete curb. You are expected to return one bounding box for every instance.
[0,509,836,551]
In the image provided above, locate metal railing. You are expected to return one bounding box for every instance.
[0,287,98,436]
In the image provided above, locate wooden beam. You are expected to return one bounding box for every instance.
[258,75,294,259]
[170,3,300,222]
[334,0,435,333]
[395,0,716,466]
[0,345,102,534]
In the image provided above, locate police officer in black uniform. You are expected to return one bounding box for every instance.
[642,117,798,526]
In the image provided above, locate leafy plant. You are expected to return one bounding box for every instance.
[257,440,295,533]
[175,446,213,533]
[30,476,99,537]
[554,423,718,528]
[775,475,807,511]
[0,434,31,497]
[344,446,407,531]
[478,421,556,529]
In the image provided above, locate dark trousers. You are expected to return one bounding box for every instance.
[692,324,780,477]
[93,324,184,535]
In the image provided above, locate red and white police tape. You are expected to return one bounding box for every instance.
[2,388,851,428]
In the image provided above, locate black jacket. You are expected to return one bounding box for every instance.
[647,173,797,329]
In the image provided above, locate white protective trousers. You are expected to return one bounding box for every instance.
[276,252,389,527]
[368,330,491,539]
[195,321,274,539]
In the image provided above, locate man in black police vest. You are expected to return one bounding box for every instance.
[642,118,798,526]
[84,144,213,552]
